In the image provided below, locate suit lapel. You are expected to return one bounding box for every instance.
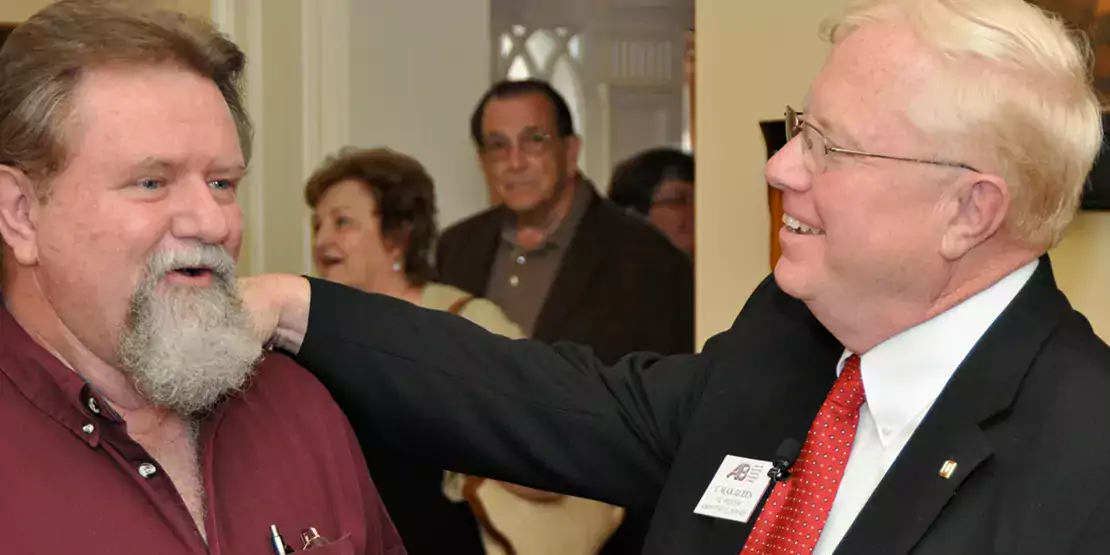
[531,190,607,342]
[834,256,1071,554]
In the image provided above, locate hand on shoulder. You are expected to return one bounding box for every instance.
[237,274,312,354]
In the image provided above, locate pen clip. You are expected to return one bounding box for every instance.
[301,526,332,549]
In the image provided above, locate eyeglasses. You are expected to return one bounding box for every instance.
[652,185,694,208]
[785,106,980,174]
[653,194,693,208]
[481,130,555,161]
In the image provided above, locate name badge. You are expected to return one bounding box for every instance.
[692,455,773,523]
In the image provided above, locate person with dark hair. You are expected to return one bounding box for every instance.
[608,148,695,255]
[469,79,577,148]
[443,78,693,363]
[307,147,447,299]
[440,79,695,554]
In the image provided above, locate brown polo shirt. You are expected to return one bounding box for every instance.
[0,306,405,555]
[486,183,591,336]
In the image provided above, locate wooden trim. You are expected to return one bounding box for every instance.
[768,188,783,270]
[685,28,695,150]
[760,119,789,271]
[210,0,266,276]
[300,0,351,274]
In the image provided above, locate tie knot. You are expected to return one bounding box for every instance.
[831,354,866,411]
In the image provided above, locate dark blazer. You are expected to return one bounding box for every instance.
[435,184,694,363]
[294,256,1110,554]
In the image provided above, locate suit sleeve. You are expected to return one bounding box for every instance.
[344,420,407,555]
[294,277,715,510]
[1069,482,1110,554]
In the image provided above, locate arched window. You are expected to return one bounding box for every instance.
[499,26,587,145]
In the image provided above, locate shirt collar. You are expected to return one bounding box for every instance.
[0,305,125,444]
[500,177,594,250]
[838,259,1038,448]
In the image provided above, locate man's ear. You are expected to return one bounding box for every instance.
[939,172,1010,261]
[563,134,581,174]
[0,165,41,266]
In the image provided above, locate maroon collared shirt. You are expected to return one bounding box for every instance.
[0,307,405,555]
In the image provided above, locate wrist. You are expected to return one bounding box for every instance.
[271,275,311,355]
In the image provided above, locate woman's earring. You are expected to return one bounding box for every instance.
[392,261,402,272]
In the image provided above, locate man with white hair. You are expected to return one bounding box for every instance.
[239,0,1110,553]
[0,2,403,554]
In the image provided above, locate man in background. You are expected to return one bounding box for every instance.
[437,79,693,365]
[435,78,694,554]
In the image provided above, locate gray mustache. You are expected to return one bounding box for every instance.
[145,244,236,284]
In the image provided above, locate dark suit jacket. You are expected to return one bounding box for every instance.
[435,185,694,363]
[295,256,1110,554]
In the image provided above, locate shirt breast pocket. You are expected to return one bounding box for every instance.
[302,534,356,555]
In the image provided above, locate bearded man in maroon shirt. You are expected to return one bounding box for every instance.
[0,2,405,554]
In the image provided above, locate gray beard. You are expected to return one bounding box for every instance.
[117,246,262,416]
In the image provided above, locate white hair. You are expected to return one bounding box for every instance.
[118,244,262,415]
[825,0,1103,248]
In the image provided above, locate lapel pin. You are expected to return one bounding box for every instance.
[938,460,958,479]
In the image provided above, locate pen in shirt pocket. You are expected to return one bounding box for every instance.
[269,524,293,554]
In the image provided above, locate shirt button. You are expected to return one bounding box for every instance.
[81,423,95,435]
[87,397,101,415]
[516,255,526,265]
[138,462,158,478]
[509,275,520,287]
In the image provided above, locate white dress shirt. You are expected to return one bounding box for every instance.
[811,260,1037,555]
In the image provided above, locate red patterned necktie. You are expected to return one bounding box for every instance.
[740,354,867,555]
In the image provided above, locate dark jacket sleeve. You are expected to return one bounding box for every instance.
[294,277,714,510]
[1072,487,1110,554]
[343,418,407,555]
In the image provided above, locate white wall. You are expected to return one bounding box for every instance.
[1,0,211,23]
[1050,213,1110,339]
[214,0,492,275]
[0,0,50,22]
[254,0,310,275]
[695,0,854,346]
[212,0,311,276]
[348,0,492,229]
